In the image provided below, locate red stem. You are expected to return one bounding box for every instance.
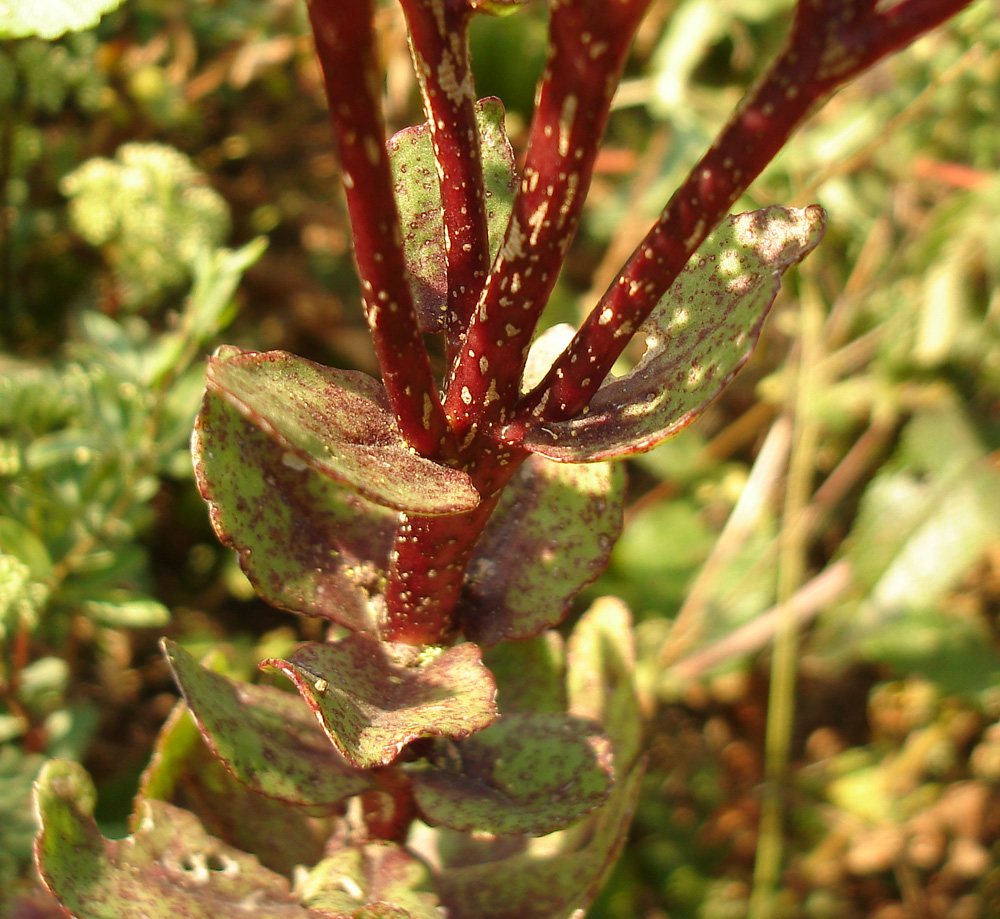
[307,0,450,457]
[399,0,492,357]
[511,0,974,429]
[442,0,652,442]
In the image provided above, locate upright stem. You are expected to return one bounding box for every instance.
[400,0,492,358]
[512,0,974,429]
[307,0,450,458]
[443,0,652,441]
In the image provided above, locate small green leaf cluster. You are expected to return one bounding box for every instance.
[62,144,232,311]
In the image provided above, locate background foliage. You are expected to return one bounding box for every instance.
[1,0,998,916]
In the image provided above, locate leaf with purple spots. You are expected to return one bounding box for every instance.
[260,635,498,769]
[459,454,625,646]
[389,97,517,333]
[410,712,613,837]
[162,641,376,808]
[522,206,825,461]
[300,841,441,919]
[203,347,479,514]
[34,760,320,919]
[193,378,395,630]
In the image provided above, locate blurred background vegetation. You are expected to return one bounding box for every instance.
[1,0,998,916]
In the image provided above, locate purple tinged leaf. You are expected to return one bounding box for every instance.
[410,712,613,837]
[33,760,320,919]
[434,762,644,919]
[204,348,479,514]
[459,454,626,646]
[162,641,376,808]
[136,702,331,877]
[300,841,441,919]
[260,635,498,769]
[522,206,826,461]
[388,98,517,333]
[193,385,393,629]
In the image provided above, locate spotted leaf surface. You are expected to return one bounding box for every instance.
[260,635,497,769]
[523,206,825,460]
[300,841,441,919]
[435,761,644,919]
[459,454,625,645]
[137,702,330,877]
[34,760,318,919]
[162,641,375,807]
[389,97,517,333]
[411,712,612,837]
[483,632,566,715]
[193,384,394,629]
[204,347,478,513]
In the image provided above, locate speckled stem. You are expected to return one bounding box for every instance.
[400,0,492,356]
[510,0,974,430]
[442,0,652,443]
[307,0,450,458]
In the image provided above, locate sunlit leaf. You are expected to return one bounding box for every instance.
[411,712,613,836]
[389,98,517,332]
[203,348,478,514]
[522,206,825,461]
[260,636,497,769]
[460,455,625,645]
[300,842,441,919]
[162,641,375,807]
[193,385,394,629]
[137,703,330,877]
[0,0,126,38]
[34,760,319,919]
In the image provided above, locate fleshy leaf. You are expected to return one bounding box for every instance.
[34,759,318,919]
[162,641,375,807]
[0,0,126,38]
[260,635,497,769]
[137,702,330,877]
[204,348,478,514]
[193,384,393,629]
[389,98,517,332]
[523,205,826,460]
[459,454,626,645]
[566,597,644,772]
[410,712,613,837]
[300,842,441,919]
[482,632,566,714]
[434,761,644,919]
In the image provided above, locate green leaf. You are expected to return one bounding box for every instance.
[193,386,395,629]
[566,597,644,771]
[300,842,441,919]
[260,635,498,769]
[162,641,375,807]
[435,760,645,919]
[82,595,170,628]
[389,97,517,333]
[137,703,329,877]
[460,454,626,645]
[34,759,319,919]
[0,0,126,38]
[522,206,826,461]
[203,348,479,514]
[483,632,566,714]
[410,712,613,836]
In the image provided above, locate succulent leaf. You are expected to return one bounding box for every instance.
[203,348,478,514]
[260,635,498,769]
[460,454,625,645]
[410,712,613,836]
[162,641,375,807]
[522,206,826,460]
